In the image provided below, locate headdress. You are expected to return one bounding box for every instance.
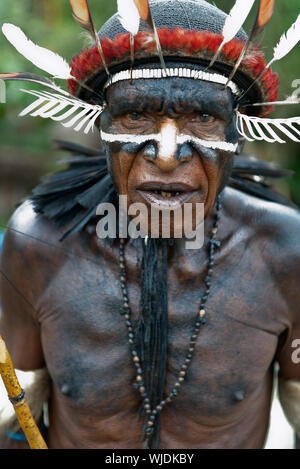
[1,0,298,233]
[1,0,299,144]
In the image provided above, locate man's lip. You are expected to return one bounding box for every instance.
[136,182,196,192]
[136,189,199,209]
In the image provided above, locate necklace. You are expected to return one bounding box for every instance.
[118,195,222,448]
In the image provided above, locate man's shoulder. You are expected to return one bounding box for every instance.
[4,201,66,253]
[224,186,300,260]
[2,201,87,274]
[0,202,61,311]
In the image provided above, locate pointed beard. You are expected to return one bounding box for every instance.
[134,237,169,448]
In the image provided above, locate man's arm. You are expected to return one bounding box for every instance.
[258,201,300,447]
[277,325,300,440]
[0,204,46,448]
[272,208,300,444]
[277,320,300,445]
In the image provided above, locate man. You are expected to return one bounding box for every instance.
[0,0,300,449]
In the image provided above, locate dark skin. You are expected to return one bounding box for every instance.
[101,79,236,227]
[0,78,300,449]
[100,79,237,239]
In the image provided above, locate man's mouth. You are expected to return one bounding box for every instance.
[136,182,199,208]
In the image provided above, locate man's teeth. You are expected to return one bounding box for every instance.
[161,191,172,198]
[154,190,180,198]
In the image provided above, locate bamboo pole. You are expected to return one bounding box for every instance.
[0,335,48,449]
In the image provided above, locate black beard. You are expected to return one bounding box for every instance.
[134,237,169,448]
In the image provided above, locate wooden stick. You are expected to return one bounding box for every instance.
[0,336,48,449]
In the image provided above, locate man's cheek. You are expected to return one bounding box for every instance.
[199,149,233,194]
[105,144,135,194]
[224,120,240,144]
[218,153,234,192]
[105,150,114,184]
[104,143,118,187]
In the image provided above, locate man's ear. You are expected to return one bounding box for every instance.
[235,135,246,155]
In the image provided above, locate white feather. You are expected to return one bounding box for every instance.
[272,14,300,62]
[236,111,300,144]
[208,0,255,68]
[237,14,300,102]
[2,23,71,79]
[117,0,140,36]
[222,0,255,43]
[18,88,103,135]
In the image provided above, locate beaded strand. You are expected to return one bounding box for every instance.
[119,195,222,448]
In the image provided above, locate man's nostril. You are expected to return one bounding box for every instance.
[177,143,193,161]
[143,142,157,159]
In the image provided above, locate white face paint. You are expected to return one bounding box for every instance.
[159,122,177,159]
[100,130,238,153]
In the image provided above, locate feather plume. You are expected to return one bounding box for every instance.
[117,0,167,75]
[18,88,103,135]
[272,13,300,62]
[229,175,296,207]
[134,0,149,20]
[69,0,91,27]
[139,0,168,75]
[117,0,140,36]
[233,155,293,178]
[222,0,255,42]
[69,0,110,76]
[226,0,275,86]
[251,0,275,41]
[0,72,71,96]
[2,23,71,79]
[236,111,300,143]
[208,0,255,69]
[238,13,300,103]
[117,0,141,68]
[249,96,300,107]
[2,22,103,98]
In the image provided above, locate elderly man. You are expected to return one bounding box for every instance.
[0,0,300,449]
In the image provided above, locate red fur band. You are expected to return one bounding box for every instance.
[68,28,279,116]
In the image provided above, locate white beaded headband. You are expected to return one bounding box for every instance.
[104,67,241,97]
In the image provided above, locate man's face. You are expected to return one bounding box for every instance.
[100,76,238,237]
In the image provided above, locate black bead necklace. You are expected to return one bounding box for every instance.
[118,195,222,449]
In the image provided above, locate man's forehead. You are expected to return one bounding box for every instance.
[106,77,235,117]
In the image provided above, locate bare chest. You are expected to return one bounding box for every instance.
[37,235,285,434]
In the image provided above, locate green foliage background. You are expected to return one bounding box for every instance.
[0,0,299,227]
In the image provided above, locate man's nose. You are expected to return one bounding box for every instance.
[143,121,193,172]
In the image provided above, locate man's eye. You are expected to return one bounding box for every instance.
[198,113,215,123]
[127,112,141,121]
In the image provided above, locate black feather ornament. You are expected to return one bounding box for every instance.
[30,141,295,241]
